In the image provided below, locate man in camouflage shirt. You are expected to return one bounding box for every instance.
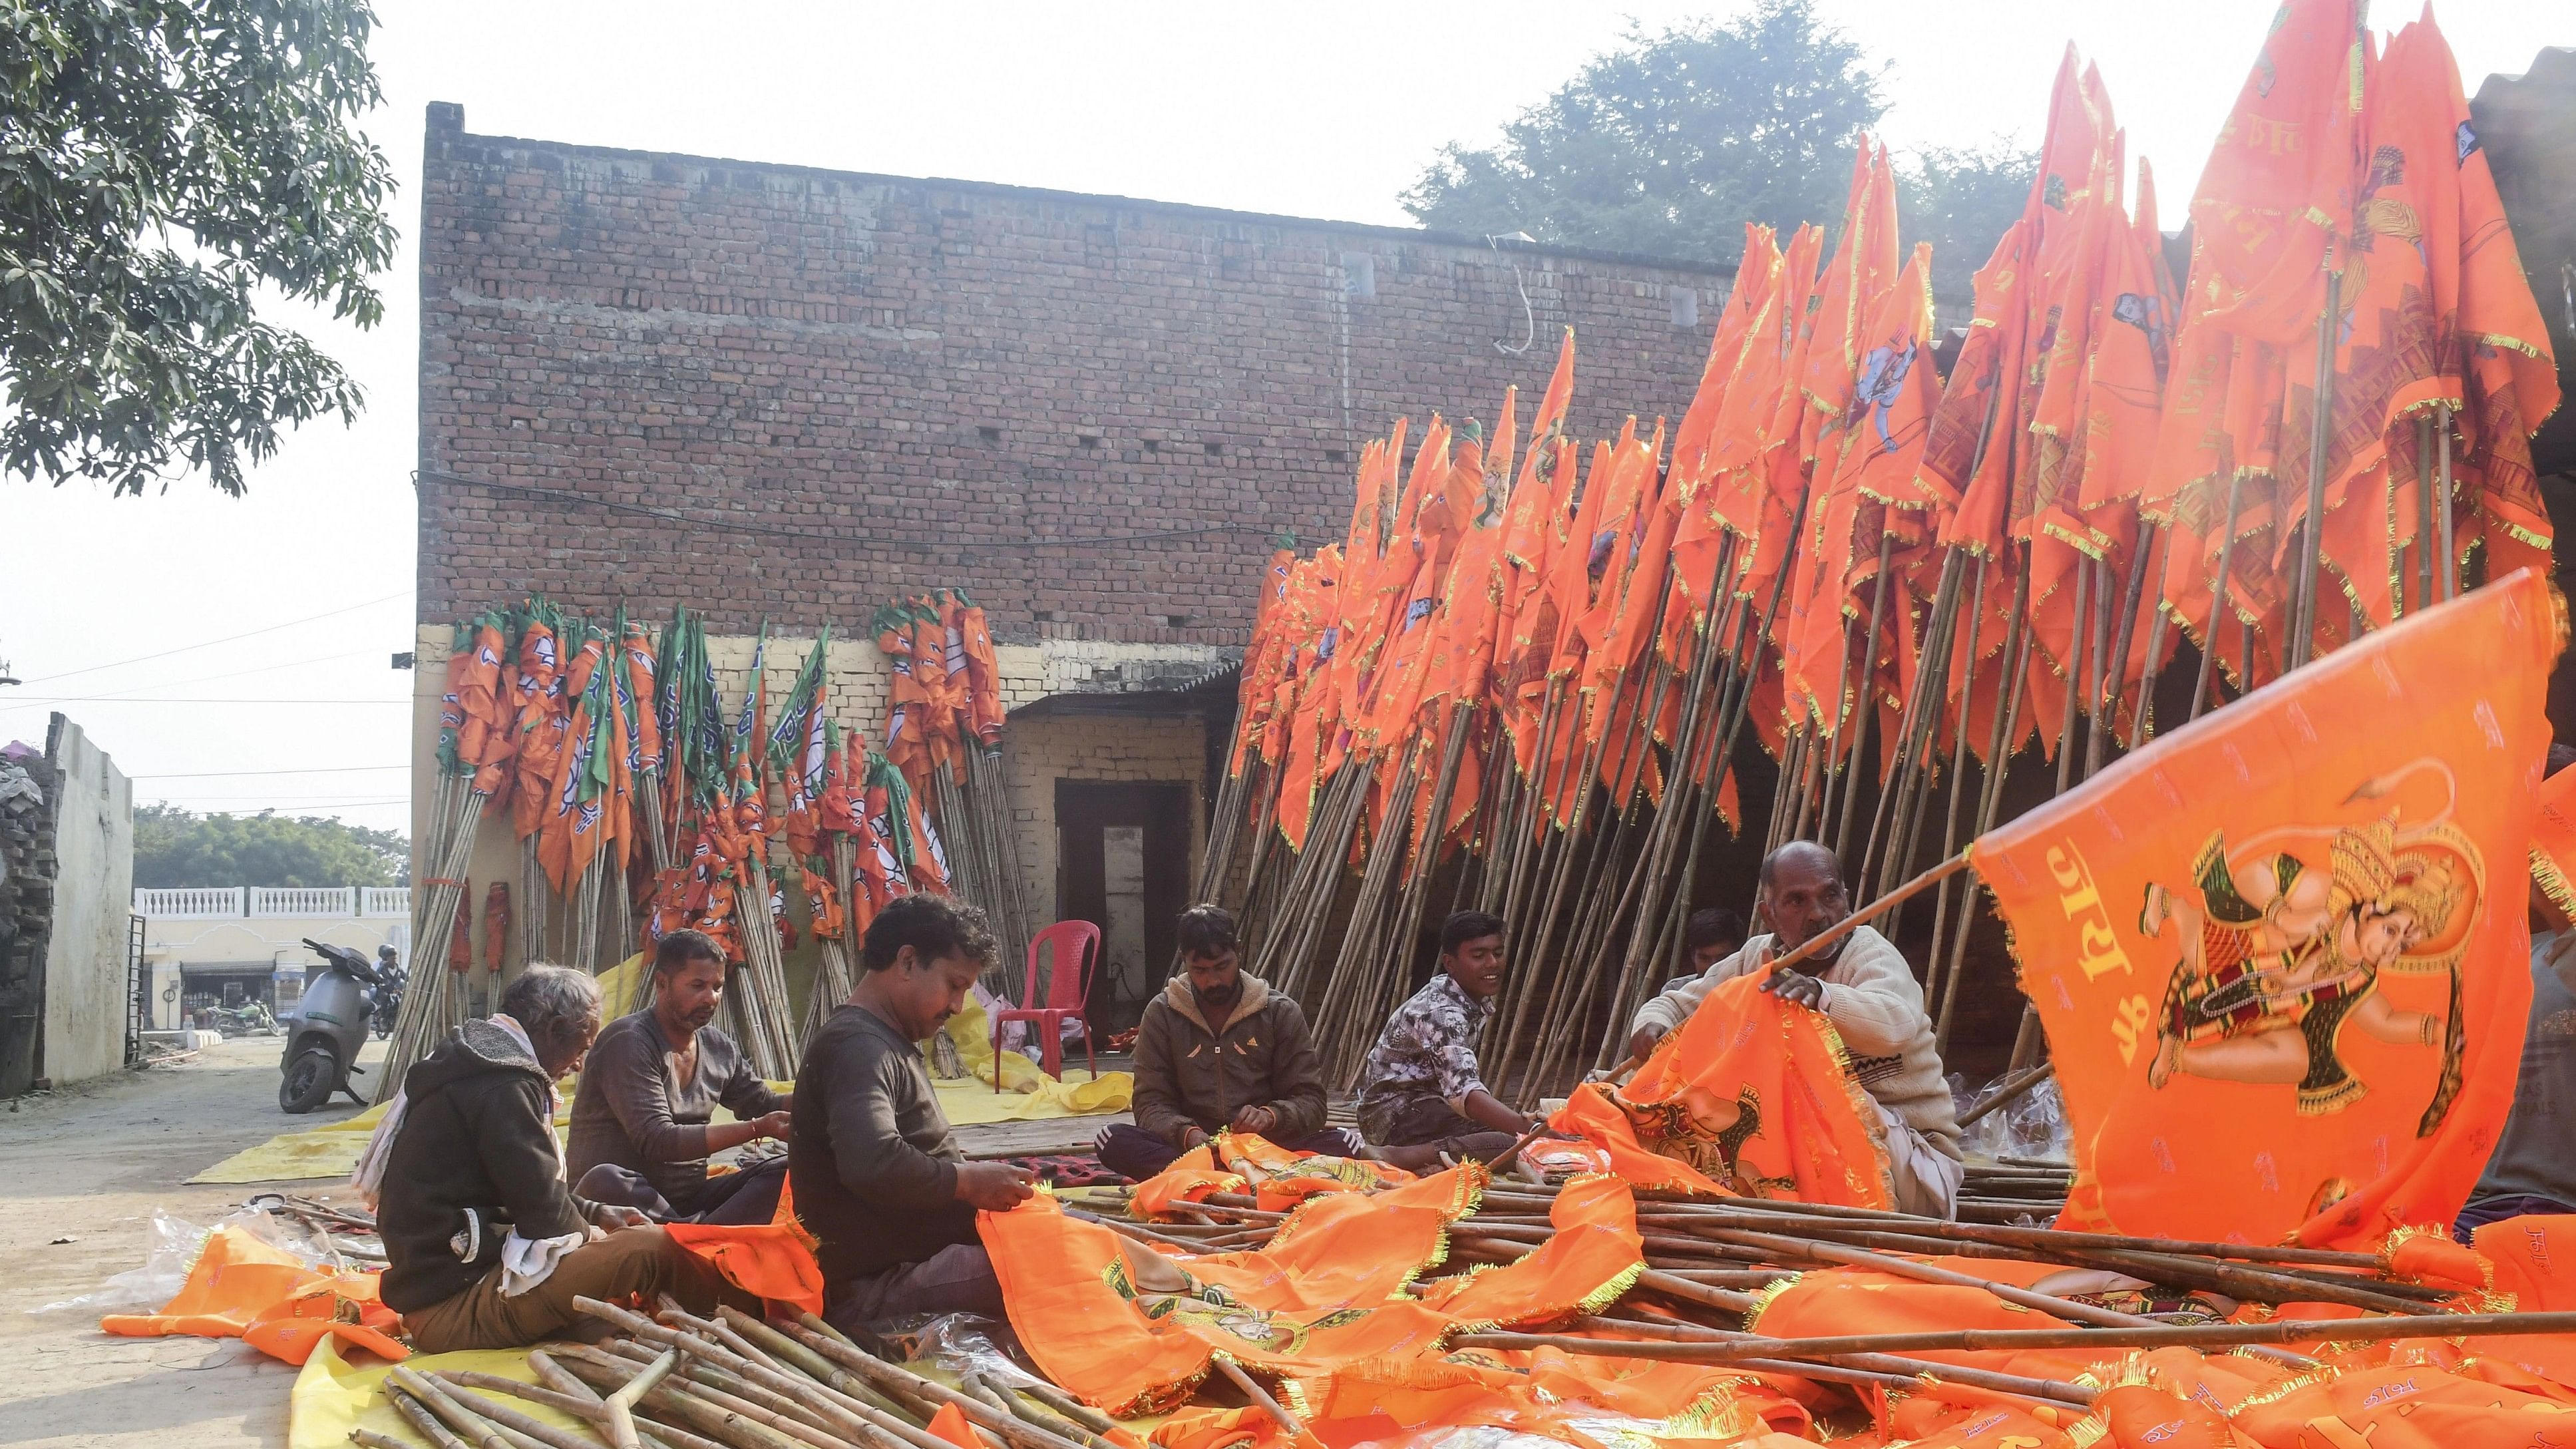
[1354,911,1545,1168]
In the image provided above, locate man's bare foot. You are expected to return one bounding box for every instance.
[1360,1143,1445,1173]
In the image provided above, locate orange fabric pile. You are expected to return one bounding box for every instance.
[984,1147,1660,1417]
[99,1225,405,1366]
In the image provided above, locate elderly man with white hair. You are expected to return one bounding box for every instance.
[367,963,749,1351]
[1626,841,1964,1219]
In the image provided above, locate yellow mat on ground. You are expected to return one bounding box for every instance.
[192,979,1127,1183]
[938,997,1132,1124]
[292,1338,572,1449]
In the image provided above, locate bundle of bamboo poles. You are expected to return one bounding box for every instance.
[932,748,1037,1001]
[728,857,802,1079]
[375,767,490,1103]
[357,1296,1135,1449]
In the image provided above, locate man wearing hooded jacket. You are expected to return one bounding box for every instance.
[1093,905,1358,1179]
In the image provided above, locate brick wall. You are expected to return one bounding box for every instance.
[416,103,1733,648]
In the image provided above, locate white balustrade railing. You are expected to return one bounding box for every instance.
[250,887,357,919]
[359,887,411,919]
[132,887,247,919]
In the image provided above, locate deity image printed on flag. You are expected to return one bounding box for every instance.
[2139,803,2478,1134]
[1969,570,2562,1249]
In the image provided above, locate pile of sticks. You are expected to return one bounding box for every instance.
[360,1298,1130,1449]
[1077,1173,2575,1416]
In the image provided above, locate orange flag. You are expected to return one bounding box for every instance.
[1551,970,1893,1209]
[2191,0,2364,346]
[1970,568,2560,1249]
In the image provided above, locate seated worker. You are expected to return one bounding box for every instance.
[1095,905,1358,1179]
[1626,841,1963,1218]
[1657,907,1748,999]
[568,928,793,1224]
[373,964,747,1352]
[792,893,1036,1331]
[2456,745,2576,1239]
[1353,911,1549,1169]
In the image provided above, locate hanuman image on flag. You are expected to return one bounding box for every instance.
[2136,768,2481,1136]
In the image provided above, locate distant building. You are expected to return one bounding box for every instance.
[130,887,411,1031]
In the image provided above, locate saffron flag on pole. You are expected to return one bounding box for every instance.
[1968,568,2561,1249]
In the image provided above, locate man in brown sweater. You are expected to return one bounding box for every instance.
[791,894,1035,1331]
[568,929,791,1223]
[1093,905,1356,1180]
[373,964,747,1352]
[1626,841,1963,1218]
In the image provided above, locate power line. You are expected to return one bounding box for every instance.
[79,648,387,699]
[131,763,411,779]
[13,591,409,687]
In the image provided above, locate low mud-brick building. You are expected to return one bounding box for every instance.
[409,103,1730,1020]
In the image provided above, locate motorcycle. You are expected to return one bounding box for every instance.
[369,946,407,1040]
[279,939,387,1114]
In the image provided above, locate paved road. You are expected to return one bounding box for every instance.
[0,1036,381,1449]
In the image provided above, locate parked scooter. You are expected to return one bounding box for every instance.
[279,940,387,1113]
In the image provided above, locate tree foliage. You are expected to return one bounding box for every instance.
[1401,0,2035,298]
[0,0,397,495]
[133,802,408,887]
[1901,142,2042,299]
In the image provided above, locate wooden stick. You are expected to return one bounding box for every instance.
[1480,1122,1557,1177]
[1580,1314,2098,1408]
[381,1380,477,1449]
[1213,1357,1302,1437]
[782,1315,1097,1449]
[1761,851,1971,979]
[1463,1309,2576,1361]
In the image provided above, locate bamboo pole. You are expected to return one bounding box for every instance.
[2289,272,2343,670]
[1830,530,1899,863]
[2188,472,2248,724]
[1456,1310,2576,1364]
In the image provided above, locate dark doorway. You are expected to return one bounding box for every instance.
[1056,780,1193,1032]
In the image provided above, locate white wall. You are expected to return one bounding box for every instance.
[41,717,133,1086]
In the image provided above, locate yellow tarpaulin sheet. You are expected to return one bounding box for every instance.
[291,1337,572,1449]
[194,963,1129,1183]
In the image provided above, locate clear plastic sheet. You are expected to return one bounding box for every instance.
[1950,1070,2073,1164]
[28,1203,341,1316]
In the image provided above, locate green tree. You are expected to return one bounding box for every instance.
[1901,142,2040,300]
[1401,0,2034,298]
[0,0,396,496]
[132,803,408,887]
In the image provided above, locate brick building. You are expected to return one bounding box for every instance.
[410,103,1732,1018]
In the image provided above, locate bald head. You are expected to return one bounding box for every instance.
[1756,840,1852,964]
[1759,841,1843,890]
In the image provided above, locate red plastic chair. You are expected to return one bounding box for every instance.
[992,921,1101,1087]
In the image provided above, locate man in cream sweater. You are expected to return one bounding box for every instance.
[1626,840,1963,1218]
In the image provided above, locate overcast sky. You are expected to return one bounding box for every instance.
[0,1,2553,839]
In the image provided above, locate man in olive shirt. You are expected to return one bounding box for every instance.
[569,930,792,1223]
[791,893,1035,1330]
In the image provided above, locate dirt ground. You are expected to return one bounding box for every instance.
[0,1032,1131,1449]
[0,1035,384,1449]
